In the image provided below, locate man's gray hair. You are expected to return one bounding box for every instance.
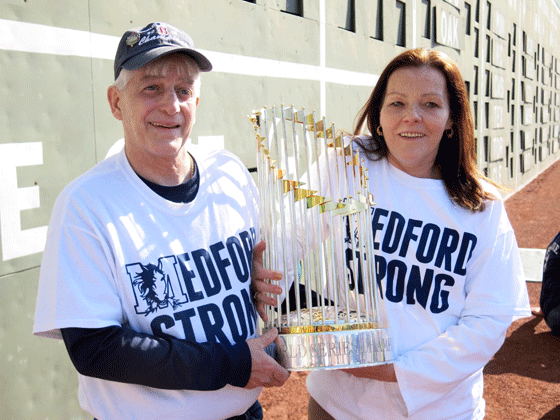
[113,53,202,97]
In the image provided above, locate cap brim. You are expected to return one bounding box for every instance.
[121,46,213,73]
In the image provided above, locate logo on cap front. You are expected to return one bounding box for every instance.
[155,23,169,36]
[126,32,140,47]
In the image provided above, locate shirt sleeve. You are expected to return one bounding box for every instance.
[393,313,511,416]
[393,223,531,416]
[61,324,252,390]
[33,202,125,338]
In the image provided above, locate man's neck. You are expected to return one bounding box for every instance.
[125,147,195,186]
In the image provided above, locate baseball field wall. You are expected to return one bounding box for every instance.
[1,1,559,418]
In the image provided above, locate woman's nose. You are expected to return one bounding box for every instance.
[403,105,422,122]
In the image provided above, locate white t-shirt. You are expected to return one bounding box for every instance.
[306,154,531,419]
[33,148,262,420]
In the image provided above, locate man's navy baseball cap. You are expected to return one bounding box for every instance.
[114,22,212,79]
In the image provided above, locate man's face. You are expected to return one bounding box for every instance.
[108,54,200,167]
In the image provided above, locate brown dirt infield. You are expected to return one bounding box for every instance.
[259,159,560,420]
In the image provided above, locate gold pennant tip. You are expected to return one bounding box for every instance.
[282,179,305,193]
[306,196,328,209]
[293,187,317,201]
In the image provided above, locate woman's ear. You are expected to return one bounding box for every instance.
[445,119,454,130]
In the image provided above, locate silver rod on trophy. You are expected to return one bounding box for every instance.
[258,108,272,326]
[299,109,316,320]
[310,112,329,324]
[319,119,340,323]
[349,148,363,322]
[268,108,283,328]
[288,106,310,326]
[312,112,332,325]
[330,125,352,325]
[269,107,288,328]
[311,111,329,324]
[359,161,374,323]
[365,164,382,324]
[280,106,300,326]
[361,163,377,322]
[343,135,361,324]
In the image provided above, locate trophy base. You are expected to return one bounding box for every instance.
[272,327,392,371]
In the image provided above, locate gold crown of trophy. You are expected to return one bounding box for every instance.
[250,105,393,370]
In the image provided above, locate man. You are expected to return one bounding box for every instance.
[33,22,289,420]
[532,231,560,336]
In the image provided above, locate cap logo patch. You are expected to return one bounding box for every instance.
[126,32,140,47]
[156,24,169,35]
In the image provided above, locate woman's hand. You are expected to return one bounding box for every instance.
[251,241,283,322]
[341,363,397,382]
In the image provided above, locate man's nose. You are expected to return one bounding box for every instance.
[160,90,180,114]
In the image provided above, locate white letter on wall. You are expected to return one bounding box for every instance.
[0,143,47,261]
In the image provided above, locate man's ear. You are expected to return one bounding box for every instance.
[107,85,124,121]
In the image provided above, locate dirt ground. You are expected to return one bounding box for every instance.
[259,160,560,420]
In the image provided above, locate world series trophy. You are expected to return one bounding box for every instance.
[250,105,393,370]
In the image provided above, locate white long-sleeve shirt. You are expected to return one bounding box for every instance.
[303,145,530,419]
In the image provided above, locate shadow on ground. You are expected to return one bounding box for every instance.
[485,317,560,383]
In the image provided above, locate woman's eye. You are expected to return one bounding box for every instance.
[425,102,439,108]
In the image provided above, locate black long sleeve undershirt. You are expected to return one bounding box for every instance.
[60,324,252,390]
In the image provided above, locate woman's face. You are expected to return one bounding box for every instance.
[379,66,452,179]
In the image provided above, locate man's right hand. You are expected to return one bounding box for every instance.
[245,328,290,388]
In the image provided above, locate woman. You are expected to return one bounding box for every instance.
[256,48,531,419]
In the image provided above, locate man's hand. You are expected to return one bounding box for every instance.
[245,328,290,388]
[251,240,283,322]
